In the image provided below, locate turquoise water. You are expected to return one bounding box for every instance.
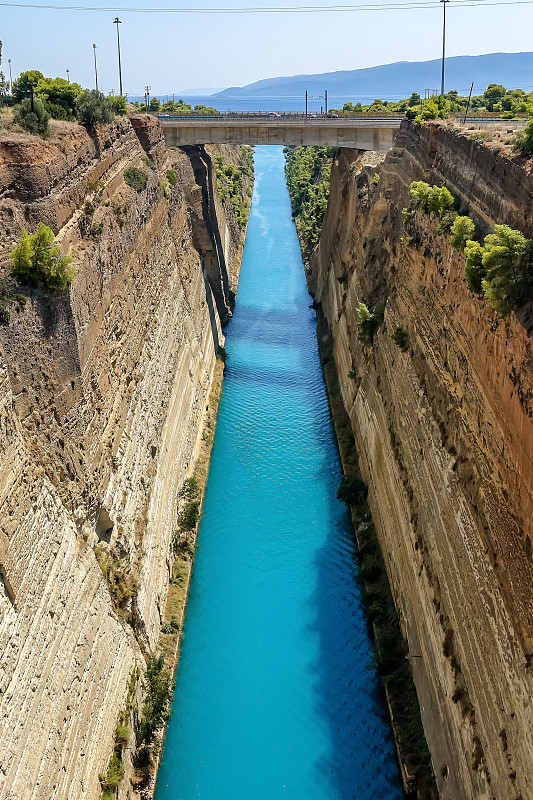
[155,146,403,800]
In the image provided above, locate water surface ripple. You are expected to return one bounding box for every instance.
[155,146,403,800]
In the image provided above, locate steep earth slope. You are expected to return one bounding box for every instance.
[0,115,250,800]
[308,122,533,800]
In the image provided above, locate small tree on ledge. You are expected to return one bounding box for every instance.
[10,223,75,291]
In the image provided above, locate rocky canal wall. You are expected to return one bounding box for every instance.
[0,115,251,800]
[308,121,533,800]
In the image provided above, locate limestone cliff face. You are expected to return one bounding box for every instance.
[0,117,249,800]
[309,123,533,800]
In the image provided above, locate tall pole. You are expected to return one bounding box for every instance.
[145,86,150,112]
[463,81,474,124]
[7,59,12,92]
[66,69,70,84]
[440,0,449,97]
[305,90,308,120]
[113,17,123,96]
[29,82,35,112]
[92,44,98,91]
[325,88,328,117]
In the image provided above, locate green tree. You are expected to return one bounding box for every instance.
[464,240,486,294]
[34,76,82,119]
[149,96,161,112]
[483,83,506,111]
[481,225,533,315]
[193,104,219,115]
[108,95,128,115]
[12,70,44,103]
[415,95,450,125]
[13,97,50,137]
[10,223,75,290]
[76,89,114,126]
[450,216,476,250]
[137,655,174,746]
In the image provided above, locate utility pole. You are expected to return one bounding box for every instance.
[29,81,35,112]
[7,59,12,93]
[305,90,308,120]
[93,44,98,91]
[440,0,450,97]
[463,81,474,123]
[66,69,70,84]
[113,16,123,96]
[145,86,150,112]
[325,88,328,117]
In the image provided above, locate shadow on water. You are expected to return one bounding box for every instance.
[307,449,404,800]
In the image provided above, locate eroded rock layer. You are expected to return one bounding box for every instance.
[0,117,249,800]
[309,122,533,800]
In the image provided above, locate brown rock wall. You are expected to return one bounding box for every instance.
[0,117,249,799]
[310,125,533,799]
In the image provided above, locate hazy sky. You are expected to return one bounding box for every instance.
[1,0,532,96]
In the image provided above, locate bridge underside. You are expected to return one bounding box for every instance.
[159,122,399,152]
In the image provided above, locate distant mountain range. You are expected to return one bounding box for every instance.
[213,52,533,102]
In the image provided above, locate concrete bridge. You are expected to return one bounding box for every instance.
[156,116,403,152]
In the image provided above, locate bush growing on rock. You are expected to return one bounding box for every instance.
[13,97,50,137]
[480,225,533,316]
[336,477,368,506]
[137,654,174,747]
[166,169,177,187]
[465,225,533,315]
[124,167,148,192]
[408,181,454,217]
[391,327,409,351]
[356,301,385,345]
[10,223,75,290]
[464,240,485,294]
[450,215,476,250]
[76,89,114,126]
[512,119,533,155]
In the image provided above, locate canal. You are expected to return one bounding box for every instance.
[154,145,403,800]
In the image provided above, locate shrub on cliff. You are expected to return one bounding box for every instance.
[137,654,174,747]
[336,477,368,506]
[124,167,148,192]
[100,753,124,799]
[10,223,75,290]
[108,94,128,116]
[76,89,114,126]
[450,215,476,250]
[356,301,385,345]
[13,97,50,137]
[464,240,485,294]
[465,225,533,315]
[512,119,533,155]
[480,225,533,316]
[166,169,177,187]
[408,181,454,217]
[391,327,409,351]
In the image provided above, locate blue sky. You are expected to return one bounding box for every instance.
[1,0,532,96]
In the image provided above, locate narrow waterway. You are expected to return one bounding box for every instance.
[155,146,403,800]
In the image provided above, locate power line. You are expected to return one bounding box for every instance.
[1,0,533,12]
